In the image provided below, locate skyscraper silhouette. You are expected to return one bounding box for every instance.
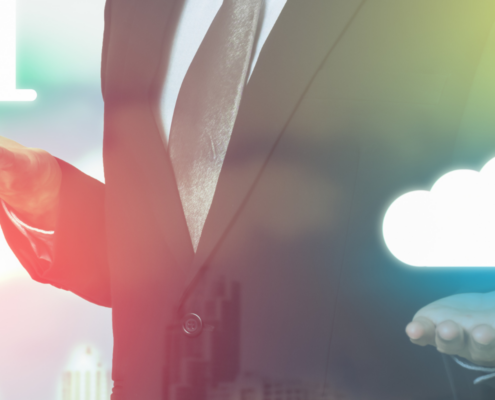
[164,278,241,400]
[59,345,112,400]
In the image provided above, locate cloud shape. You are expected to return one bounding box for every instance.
[383,157,495,267]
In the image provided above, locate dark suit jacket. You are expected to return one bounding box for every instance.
[3,0,495,398]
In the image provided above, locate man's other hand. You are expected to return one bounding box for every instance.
[406,292,495,366]
[0,136,61,231]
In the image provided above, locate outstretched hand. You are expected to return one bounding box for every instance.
[406,292,495,367]
[0,136,61,231]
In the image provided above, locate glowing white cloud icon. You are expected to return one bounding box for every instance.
[383,157,495,267]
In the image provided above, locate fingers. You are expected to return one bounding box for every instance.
[435,320,465,354]
[407,318,495,365]
[406,318,466,353]
[407,319,466,354]
[406,316,436,346]
[468,325,495,365]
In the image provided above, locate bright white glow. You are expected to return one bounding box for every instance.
[18,0,106,85]
[0,225,29,281]
[383,157,495,267]
[0,0,37,101]
[74,149,105,183]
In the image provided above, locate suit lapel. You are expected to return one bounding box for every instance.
[182,0,367,296]
[104,0,194,269]
[104,0,367,295]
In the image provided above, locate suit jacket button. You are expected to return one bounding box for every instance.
[182,313,203,337]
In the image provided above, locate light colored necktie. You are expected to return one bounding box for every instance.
[169,0,263,252]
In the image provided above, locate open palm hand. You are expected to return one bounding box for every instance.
[406,292,495,367]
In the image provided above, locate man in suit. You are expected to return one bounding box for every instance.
[2,0,495,398]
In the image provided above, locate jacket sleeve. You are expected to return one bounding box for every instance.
[0,158,111,307]
[2,199,56,265]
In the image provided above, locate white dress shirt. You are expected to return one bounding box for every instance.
[161,0,287,142]
[5,0,287,261]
